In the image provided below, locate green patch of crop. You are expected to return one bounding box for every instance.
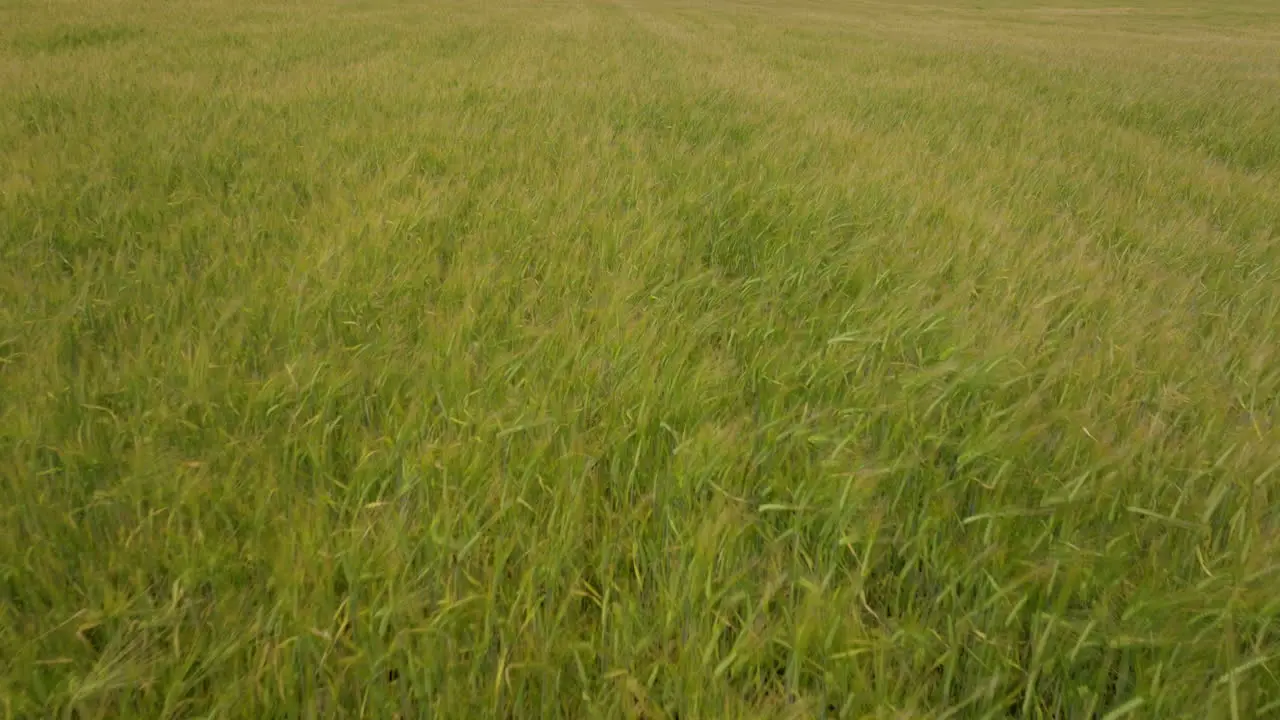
[2,0,1278,716]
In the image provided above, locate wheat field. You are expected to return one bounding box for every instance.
[2,0,1279,717]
